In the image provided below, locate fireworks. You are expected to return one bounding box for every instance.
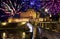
[40,0,60,14]
[0,0,22,17]
[0,0,60,16]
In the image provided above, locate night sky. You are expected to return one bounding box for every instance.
[0,0,60,22]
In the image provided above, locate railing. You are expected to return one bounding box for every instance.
[38,21,60,32]
[0,21,60,32]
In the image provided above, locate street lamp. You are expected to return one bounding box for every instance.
[45,9,48,13]
[1,22,7,26]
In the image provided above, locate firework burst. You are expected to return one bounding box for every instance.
[0,0,22,17]
[40,0,60,14]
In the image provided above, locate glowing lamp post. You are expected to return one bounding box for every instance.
[2,32,6,39]
[45,9,48,13]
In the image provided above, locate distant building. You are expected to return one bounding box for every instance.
[20,9,36,19]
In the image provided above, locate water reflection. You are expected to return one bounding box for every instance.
[0,22,33,39]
